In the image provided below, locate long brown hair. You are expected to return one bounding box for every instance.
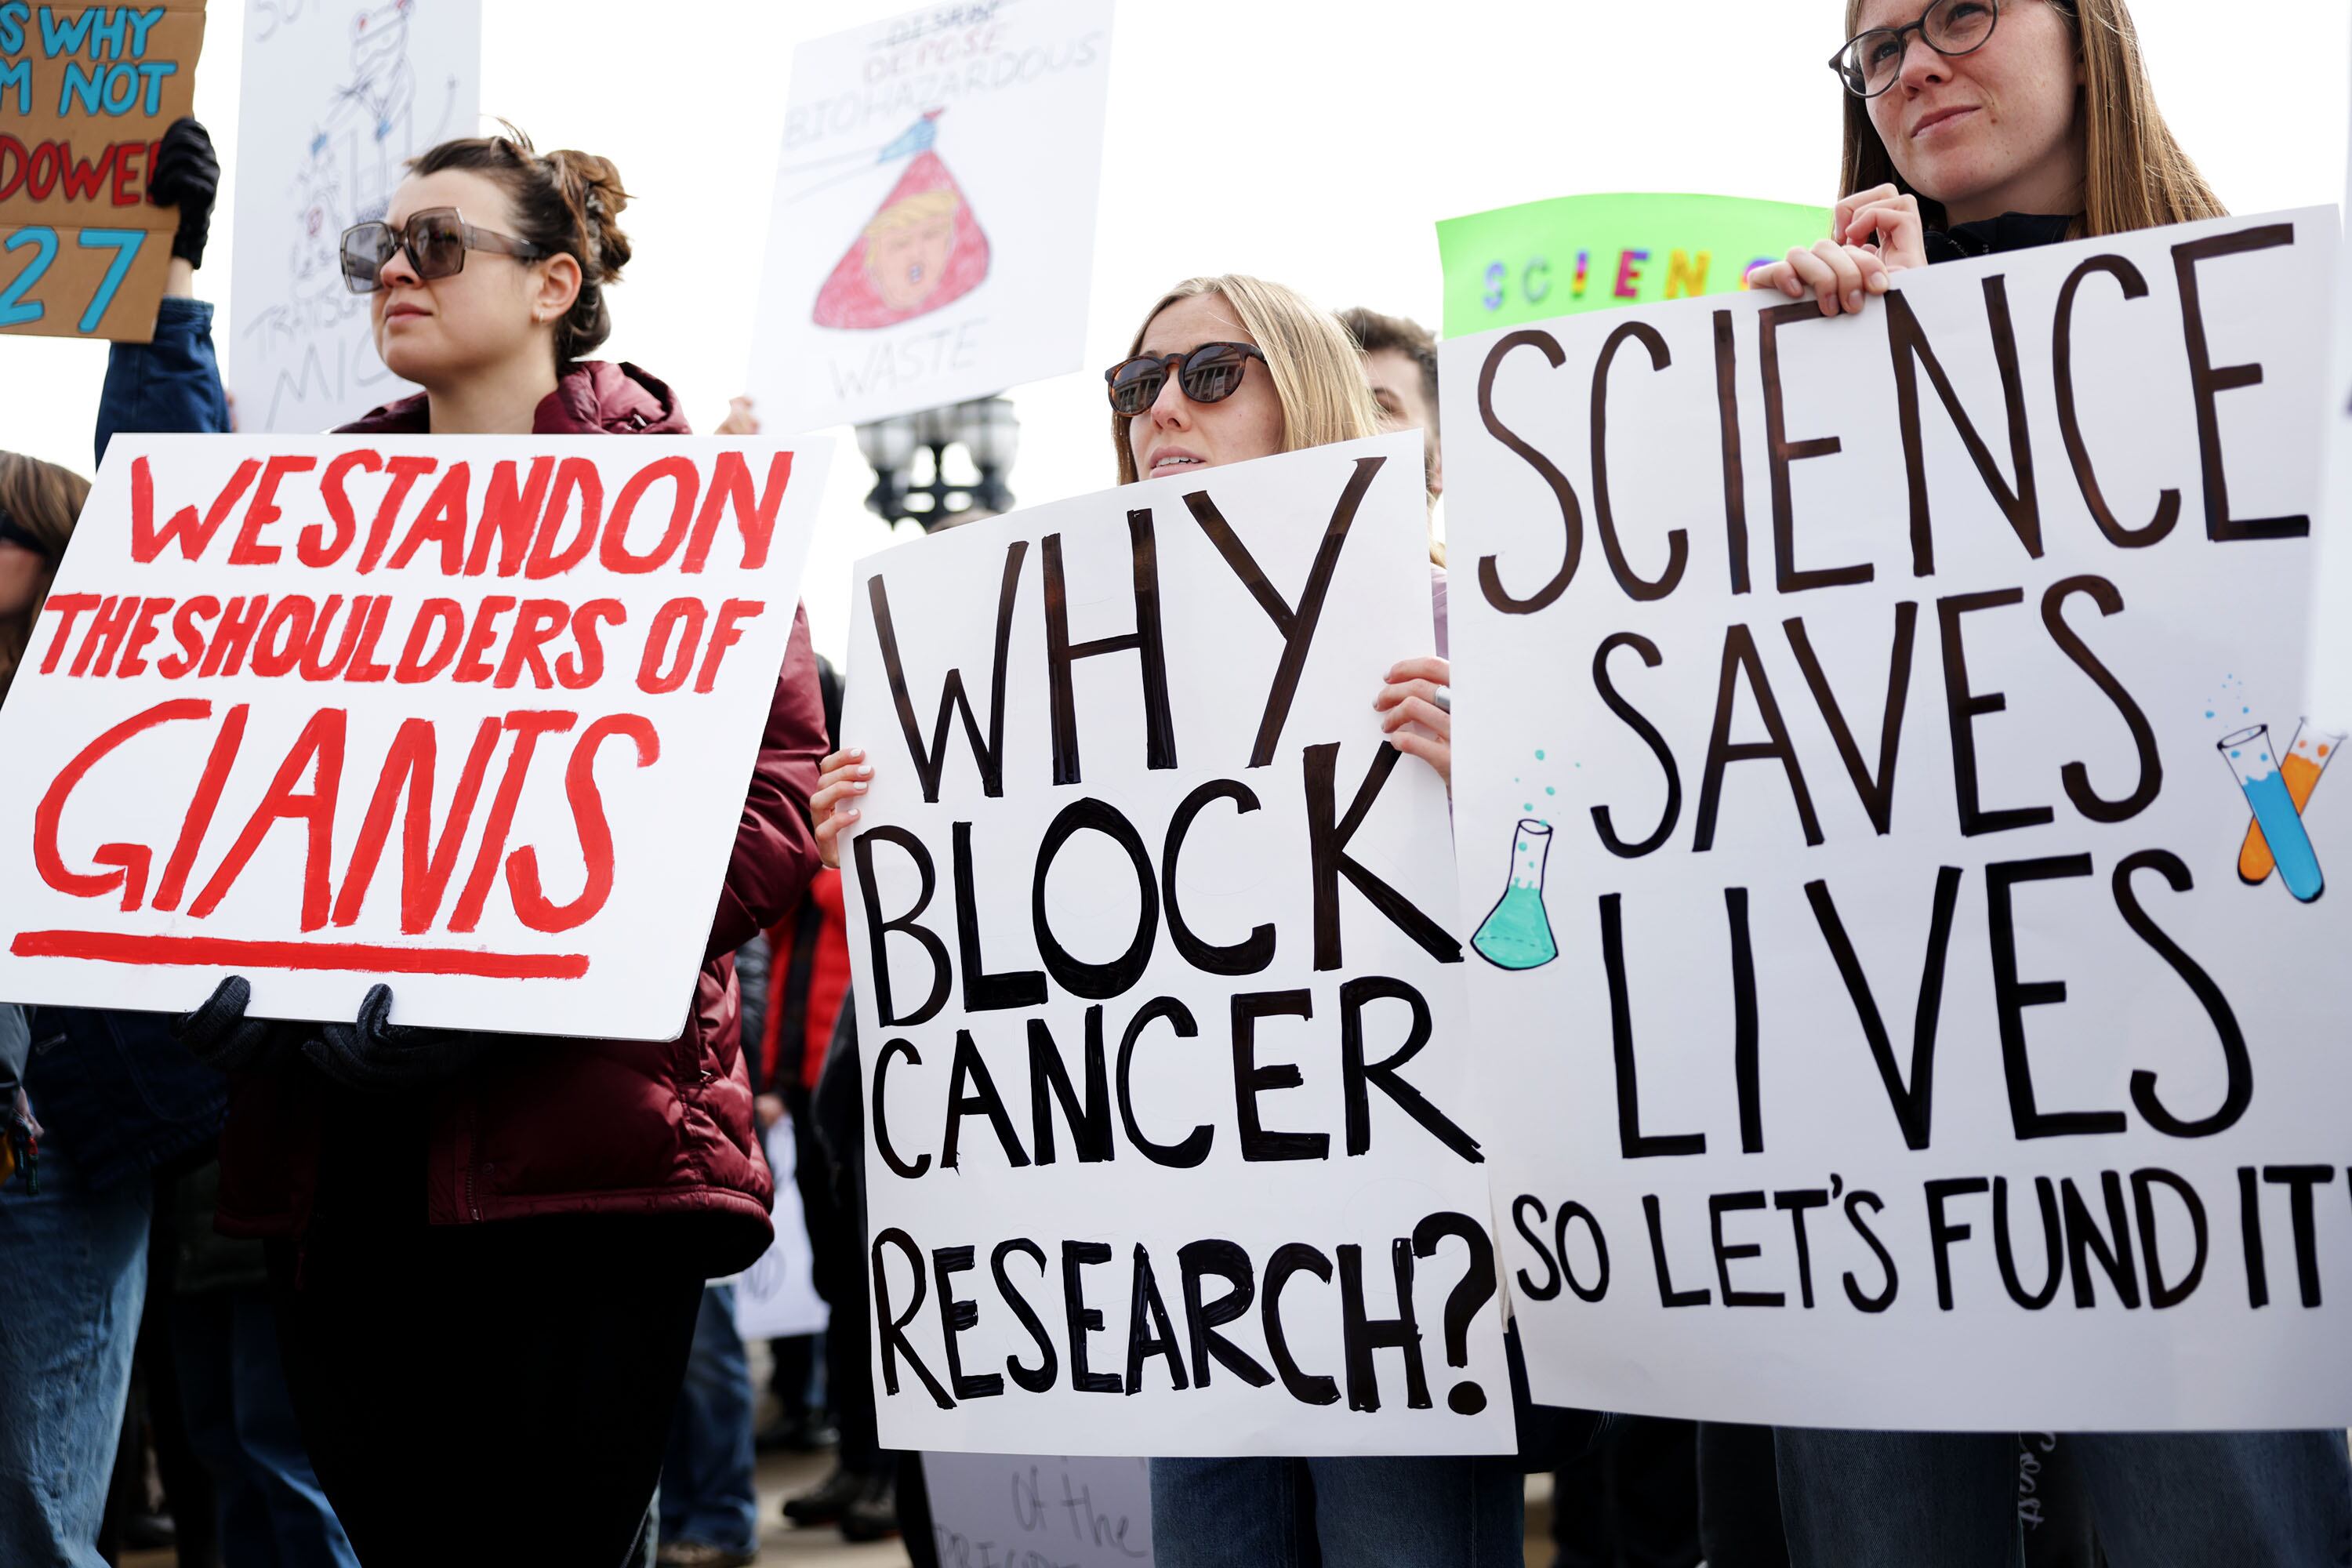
[0,452,91,705]
[1838,0,2224,235]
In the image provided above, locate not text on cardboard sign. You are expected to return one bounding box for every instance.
[1444,208,2352,1429]
[840,433,1512,1456]
[0,434,829,1039]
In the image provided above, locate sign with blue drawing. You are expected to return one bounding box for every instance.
[227,0,480,431]
[1443,209,2352,1431]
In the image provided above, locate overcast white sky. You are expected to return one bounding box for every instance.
[3,0,2346,661]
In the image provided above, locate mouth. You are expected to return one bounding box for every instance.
[383,302,429,321]
[1149,451,1207,476]
[1911,104,1978,139]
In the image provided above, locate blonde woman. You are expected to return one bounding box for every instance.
[1744,4,2351,1565]
[811,279,1515,1564]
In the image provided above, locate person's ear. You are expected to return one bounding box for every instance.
[531,252,582,325]
[1426,434,1444,501]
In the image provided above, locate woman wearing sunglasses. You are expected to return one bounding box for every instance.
[810,276,1454,862]
[1740,6,2352,1566]
[180,128,830,1568]
[809,276,1511,1565]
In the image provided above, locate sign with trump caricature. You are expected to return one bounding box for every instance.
[746,0,1113,434]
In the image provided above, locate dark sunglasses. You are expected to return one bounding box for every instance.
[340,207,550,295]
[1105,342,1268,416]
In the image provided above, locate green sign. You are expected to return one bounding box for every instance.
[1436,191,1831,338]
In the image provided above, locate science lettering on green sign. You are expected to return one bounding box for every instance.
[1434,191,1830,338]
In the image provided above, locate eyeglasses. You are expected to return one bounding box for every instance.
[1830,0,2000,99]
[1104,342,1268,416]
[339,207,550,295]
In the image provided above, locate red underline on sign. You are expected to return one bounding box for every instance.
[9,931,590,980]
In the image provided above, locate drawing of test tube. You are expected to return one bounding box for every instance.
[2237,720,2343,884]
[1472,818,1559,971]
[2218,725,2325,902]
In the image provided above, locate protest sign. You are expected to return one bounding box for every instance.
[923,1453,1153,1567]
[228,0,481,432]
[746,0,1113,434]
[2308,71,2352,726]
[732,1116,830,1341]
[1443,209,2352,1429]
[840,433,1511,1455]
[0,0,208,342]
[1436,192,1828,339]
[0,434,830,1040]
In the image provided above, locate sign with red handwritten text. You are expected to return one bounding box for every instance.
[0,434,829,1038]
[0,0,209,342]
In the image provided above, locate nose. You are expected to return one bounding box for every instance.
[1146,370,1190,429]
[1896,31,1947,93]
[378,239,419,291]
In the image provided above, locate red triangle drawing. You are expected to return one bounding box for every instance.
[811,134,991,331]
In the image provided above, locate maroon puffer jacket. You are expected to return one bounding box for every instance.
[215,361,826,1276]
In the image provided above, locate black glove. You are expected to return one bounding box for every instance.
[172,975,292,1074]
[148,117,220,268]
[303,983,488,1094]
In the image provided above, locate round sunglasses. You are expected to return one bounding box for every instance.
[1104,341,1268,416]
[339,207,550,295]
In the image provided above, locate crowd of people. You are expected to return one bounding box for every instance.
[2,0,2348,1565]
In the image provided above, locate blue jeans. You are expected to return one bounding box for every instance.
[1151,1455,1523,1566]
[172,1287,358,1568]
[1774,1427,2352,1567]
[659,1284,759,1555]
[0,1140,150,1568]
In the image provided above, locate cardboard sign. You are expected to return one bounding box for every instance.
[1443,209,2352,1430]
[0,0,208,342]
[840,434,1511,1456]
[228,0,481,432]
[1437,193,1829,340]
[0,434,829,1039]
[923,1453,1154,1567]
[746,0,1113,434]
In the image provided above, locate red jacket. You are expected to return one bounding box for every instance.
[758,866,851,1096]
[215,362,826,1276]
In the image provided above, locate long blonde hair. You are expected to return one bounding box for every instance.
[1838,0,2224,235]
[0,452,89,706]
[1113,274,1441,562]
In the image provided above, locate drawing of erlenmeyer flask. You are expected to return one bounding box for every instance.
[1472,818,1559,971]
[2218,724,2325,902]
[2238,720,2344,884]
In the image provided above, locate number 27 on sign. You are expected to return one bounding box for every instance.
[0,224,147,333]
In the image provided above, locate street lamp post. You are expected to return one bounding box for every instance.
[855,395,1019,529]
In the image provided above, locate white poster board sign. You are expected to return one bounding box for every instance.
[2311,64,2352,726]
[924,1453,1154,1567]
[841,434,1512,1456]
[1443,209,2352,1430]
[746,0,1113,434]
[229,0,482,432]
[0,434,829,1039]
[733,1116,831,1341]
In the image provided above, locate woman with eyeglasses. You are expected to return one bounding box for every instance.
[1741,5,2352,1566]
[808,275,1522,1565]
[177,128,830,1568]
